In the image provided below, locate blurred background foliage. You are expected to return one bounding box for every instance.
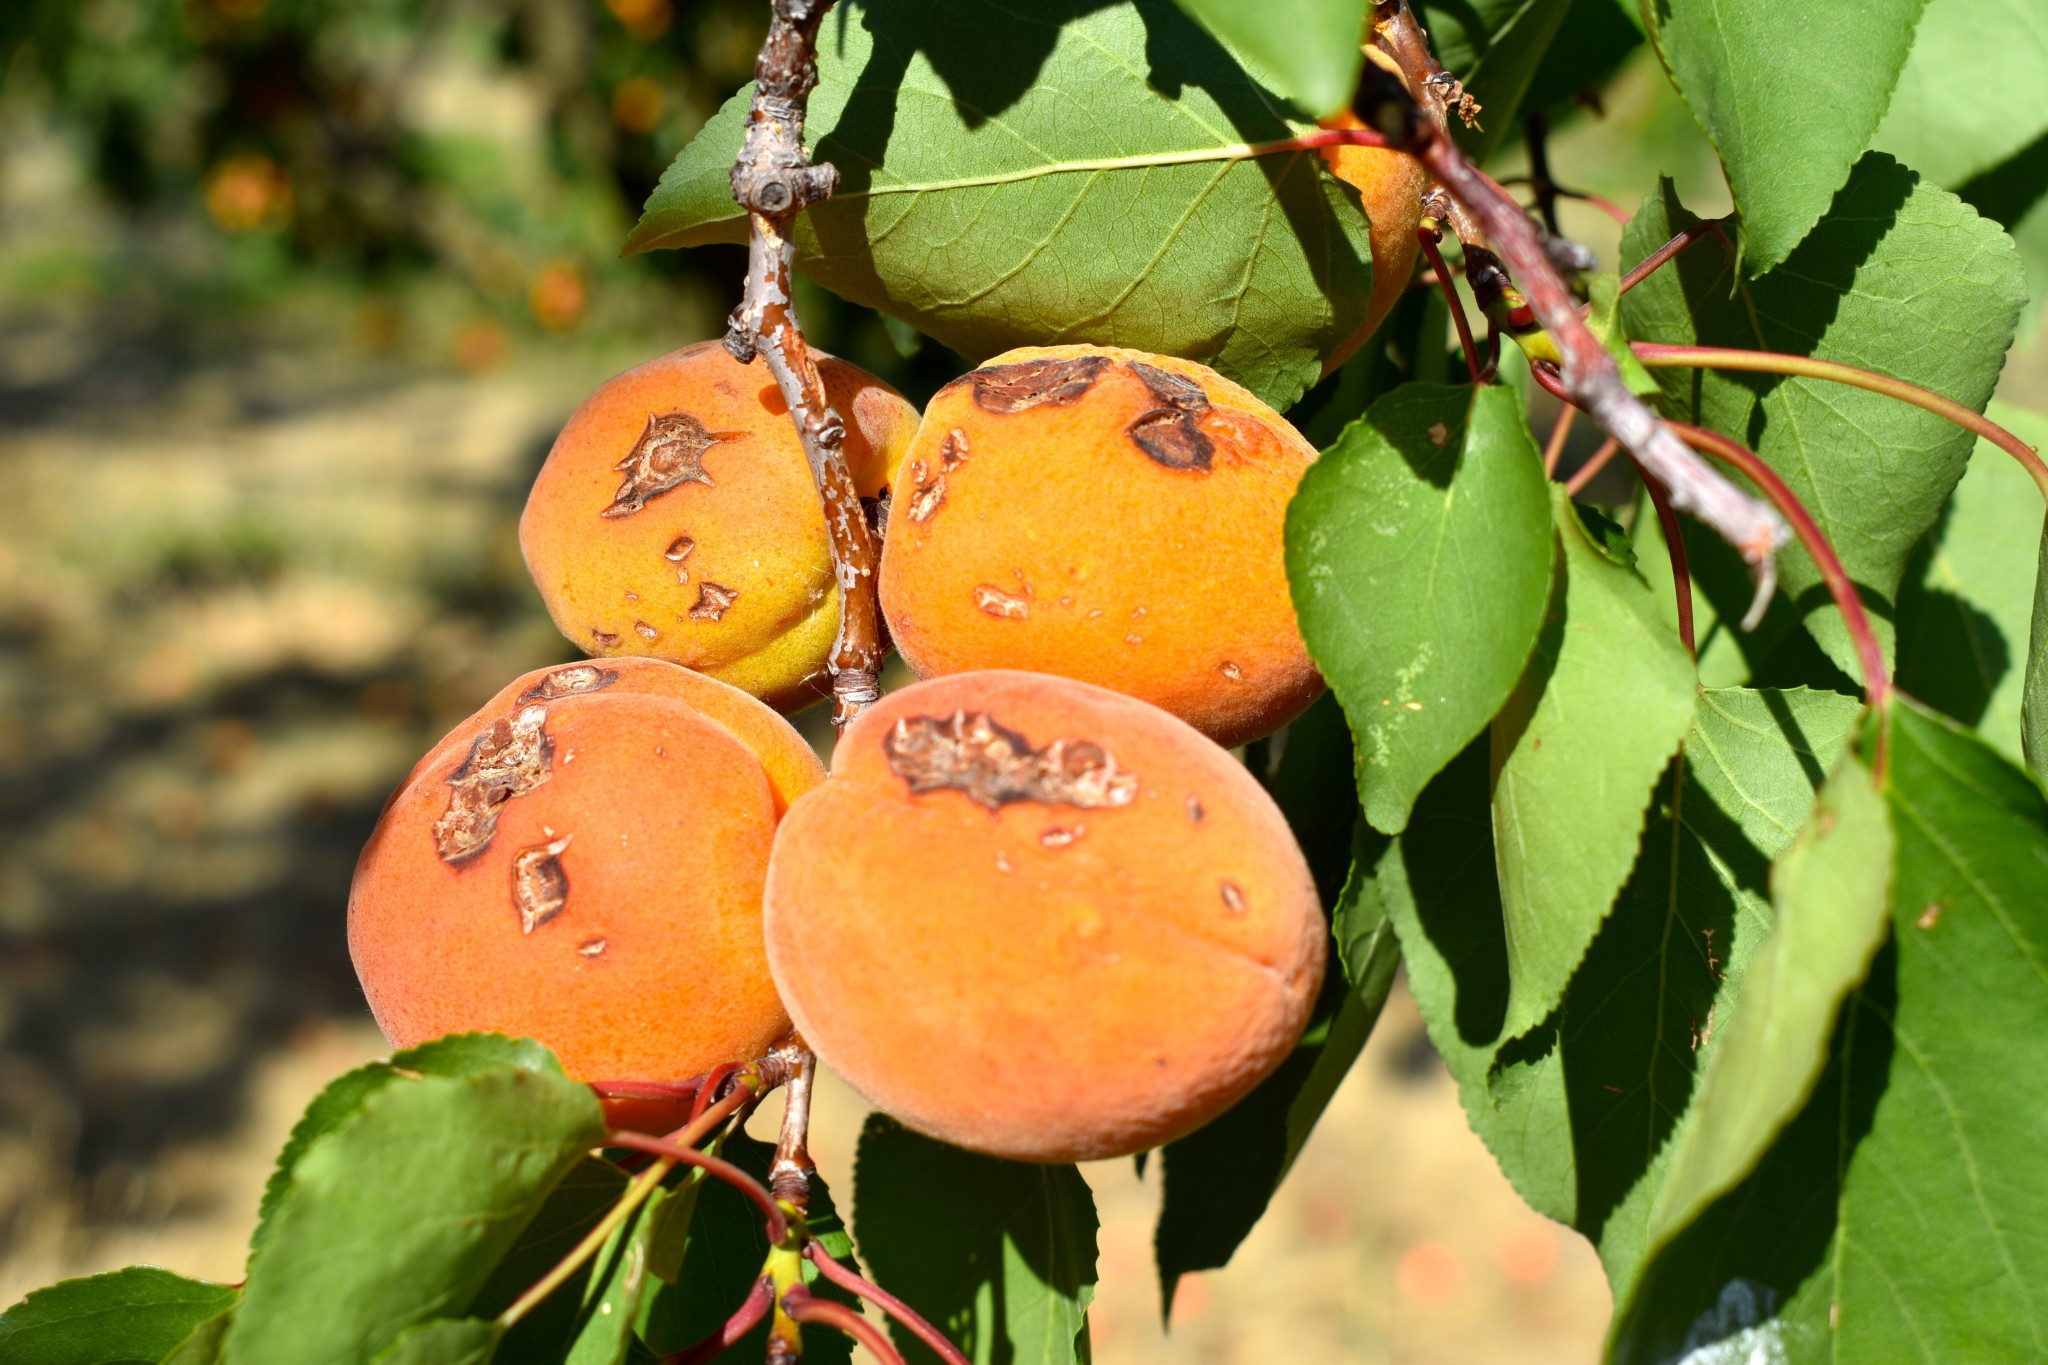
[0,3,2040,1358]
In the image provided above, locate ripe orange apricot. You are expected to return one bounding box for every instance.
[520,340,919,712]
[348,659,823,1100]
[763,670,1326,1163]
[877,346,1323,749]
[1318,109,1427,372]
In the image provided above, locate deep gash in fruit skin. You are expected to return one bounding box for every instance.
[763,669,1326,1164]
[347,658,821,1102]
[520,339,918,712]
[879,345,1326,749]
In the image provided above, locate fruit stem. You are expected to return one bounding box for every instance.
[804,1242,973,1365]
[664,1276,774,1365]
[500,1076,760,1329]
[1542,402,1576,476]
[783,1286,908,1365]
[1360,2,1791,613]
[727,0,883,731]
[1632,343,2048,504]
[1417,220,1483,382]
[768,1042,817,1214]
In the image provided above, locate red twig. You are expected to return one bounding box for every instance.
[665,1277,775,1365]
[783,1287,907,1365]
[607,1131,790,1245]
[804,1243,971,1365]
[1542,402,1577,476]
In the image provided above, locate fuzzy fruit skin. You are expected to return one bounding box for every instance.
[878,345,1323,749]
[1318,110,1428,373]
[763,670,1326,1163]
[520,340,919,712]
[348,660,822,1099]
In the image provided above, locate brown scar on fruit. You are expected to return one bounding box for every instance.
[1187,795,1205,823]
[512,833,572,933]
[518,664,620,703]
[883,711,1139,811]
[601,412,736,519]
[691,582,739,621]
[906,459,946,523]
[972,584,1030,620]
[1124,360,1215,471]
[967,355,1110,414]
[590,628,621,648]
[432,704,554,862]
[1220,880,1246,915]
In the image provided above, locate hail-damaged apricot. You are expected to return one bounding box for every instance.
[348,659,823,1103]
[1317,109,1427,372]
[763,671,1326,1163]
[878,346,1322,748]
[520,339,919,712]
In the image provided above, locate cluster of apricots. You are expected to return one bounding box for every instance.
[349,153,1421,1162]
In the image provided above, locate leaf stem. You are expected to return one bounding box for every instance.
[1637,469,1696,657]
[1632,343,2048,503]
[664,1276,775,1365]
[803,1243,972,1365]
[606,1130,791,1245]
[1617,219,1734,295]
[1542,402,1576,476]
[1562,436,1620,495]
[499,1078,760,1329]
[783,1286,907,1365]
[1418,225,1482,381]
[1665,419,1891,714]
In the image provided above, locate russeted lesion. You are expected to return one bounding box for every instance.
[883,710,1139,812]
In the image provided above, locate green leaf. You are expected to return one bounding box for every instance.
[1583,274,1658,397]
[1153,822,1399,1310]
[367,1320,502,1365]
[1643,0,1926,272]
[2031,524,2048,789]
[1288,383,1554,835]
[562,1185,677,1365]
[1252,692,1364,902]
[627,0,1375,412]
[1488,486,1696,1040]
[638,1135,855,1364]
[393,1033,570,1080]
[853,1117,1098,1365]
[1622,161,2028,675]
[469,1157,633,1361]
[1169,0,1370,116]
[1960,126,2048,344]
[1644,752,1892,1252]
[1386,687,1861,1297]
[1872,0,2048,188]
[161,1311,232,1365]
[1896,402,2048,768]
[1417,0,1577,160]
[224,1067,605,1365]
[1612,699,2048,1363]
[0,1269,237,1365]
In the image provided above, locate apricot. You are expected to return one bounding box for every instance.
[1318,107,1427,372]
[763,670,1326,1163]
[877,346,1322,748]
[520,340,919,712]
[348,659,823,1098]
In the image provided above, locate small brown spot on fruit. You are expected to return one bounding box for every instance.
[973,584,1029,620]
[884,711,1139,811]
[602,412,732,519]
[906,457,947,523]
[1220,661,1243,682]
[1187,795,1205,823]
[967,355,1109,413]
[518,665,619,703]
[512,834,572,933]
[995,850,1015,873]
[1124,634,1142,646]
[578,936,607,959]
[664,534,696,562]
[1127,360,1209,414]
[940,428,970,470]
[1220,881,1246,915]
[633,620,660,641]
[590,628,621,648]
[691,582,739,621]
[1128,407,1215,471]
[1040,825,1084,849]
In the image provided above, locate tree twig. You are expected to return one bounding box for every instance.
[728,0,882,729]
[768,1041,817,1213]
[1362,2,1789,617]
